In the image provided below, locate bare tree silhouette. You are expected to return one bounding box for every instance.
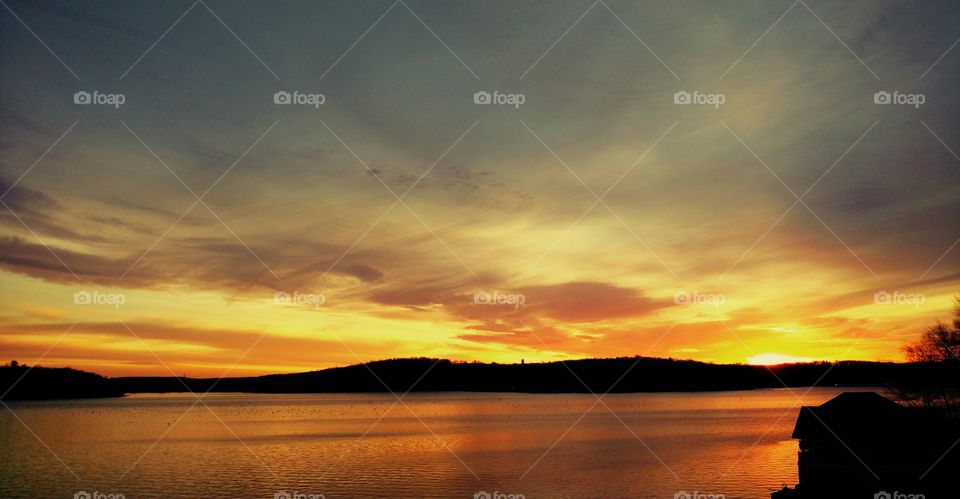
[905,294,960,362]
[895,294,960,417]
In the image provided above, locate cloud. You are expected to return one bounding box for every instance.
[13,0,156,42]
[0,178,115,244]
[0,236,135,284]
[0,319,399,375]
[458,323,584,351]
[518,282,670,323]
[446,282,672,352]
[336,263,385,283]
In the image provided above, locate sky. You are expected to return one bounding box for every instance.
[1,0,958,377]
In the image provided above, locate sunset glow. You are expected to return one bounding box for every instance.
[1,0,958,377]
[746,353,815,366]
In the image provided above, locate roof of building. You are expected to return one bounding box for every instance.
[792,392,913,441]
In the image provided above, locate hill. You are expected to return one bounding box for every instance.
[110,357,960,395]
[0,362,126,400]
[5,357,958,399]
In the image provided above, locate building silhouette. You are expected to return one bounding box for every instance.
[774,392,959,498]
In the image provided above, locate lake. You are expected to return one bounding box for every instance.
[0,387,875,498]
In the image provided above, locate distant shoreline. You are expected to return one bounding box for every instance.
[3,387,889,403]
[4,356,956,400]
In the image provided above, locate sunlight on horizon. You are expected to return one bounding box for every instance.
[746,353,817,366]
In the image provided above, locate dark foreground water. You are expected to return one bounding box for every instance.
[0,387,874,498]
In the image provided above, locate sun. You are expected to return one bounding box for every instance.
[746,353,815,366]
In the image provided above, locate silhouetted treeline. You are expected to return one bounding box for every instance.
[0,362,125,400]
[110,357,960,396]
[6,357,959,399]
[897,294,960,416]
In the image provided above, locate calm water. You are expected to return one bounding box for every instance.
[0,387,876,498]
